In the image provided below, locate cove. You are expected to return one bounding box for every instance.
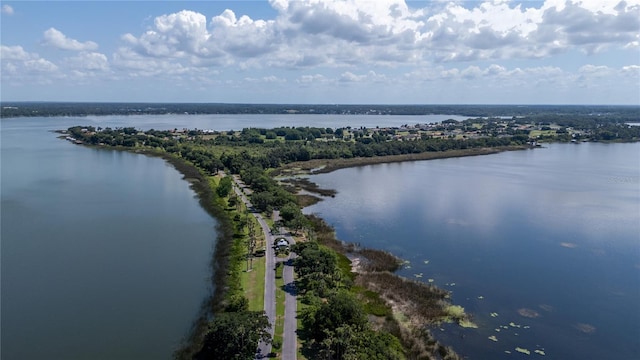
[304,142,640,359]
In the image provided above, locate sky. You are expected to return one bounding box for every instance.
[1,0,639,104]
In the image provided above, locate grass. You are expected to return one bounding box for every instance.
[356,248,402,272]
[296,297,308,360]
[275,146,526,175]
[240,255,266,312]
[529,129,557,138]
[352,286,392,317]
[281,177,337,197]
[273,262,286,357]
[295,194,322,207]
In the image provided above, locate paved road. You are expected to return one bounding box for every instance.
[228,174,297,360]
[227,175,275,359]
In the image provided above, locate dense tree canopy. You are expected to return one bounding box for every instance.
[196,311,270,360]
[216,176,233,197]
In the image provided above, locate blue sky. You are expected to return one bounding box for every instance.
[1,0,639,104]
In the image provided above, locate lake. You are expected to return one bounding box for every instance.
[305,142,640,359]
[1,117,219,360]
[0,113,462,359]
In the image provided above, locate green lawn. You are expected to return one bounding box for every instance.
[240,255,265,312]
[297,298,308,360]
[529,129,557,138]
[273,263,286,357]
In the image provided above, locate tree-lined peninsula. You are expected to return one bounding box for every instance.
[56,111,638,360]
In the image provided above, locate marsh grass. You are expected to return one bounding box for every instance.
[295,194,322,207]
[357,272,450,325]
[276,147,525,175]
[282,177,337,197]
[356,248,402,272]
[305,213,465,360]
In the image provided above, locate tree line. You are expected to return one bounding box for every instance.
[4,102,639,118]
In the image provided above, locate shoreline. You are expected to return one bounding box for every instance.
[79,143,508,359]
[130,149,236,359]
[274,145,530,176]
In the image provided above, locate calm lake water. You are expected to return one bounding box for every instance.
[305,142,640,359]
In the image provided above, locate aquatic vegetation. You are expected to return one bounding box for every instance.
[459,319,478,328]
[488,335,498,342]
[539,304,554,312]
[446,305,466,318]
[574,323,596,334]
[560,242,577,248]
[515,347,531,355]
[518,308,540,318]
[356,248,403,272]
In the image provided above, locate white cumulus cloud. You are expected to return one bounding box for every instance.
[115,0,640,71]
[2,4,14,15]
[1,44,62,86]
[65,52,110,71]
[43,28,98,51]
[1,45,33,61]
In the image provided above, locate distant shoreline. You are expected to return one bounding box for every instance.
[4,102,639,119]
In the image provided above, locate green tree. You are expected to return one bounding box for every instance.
[197,311,271,360]
[319,325,405,360]
[227,193,238,209]
[217,176,233,198]
[303,290,367,342]
[294,243,337,279]
[279,202,299,223]
[250,191,275,212]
